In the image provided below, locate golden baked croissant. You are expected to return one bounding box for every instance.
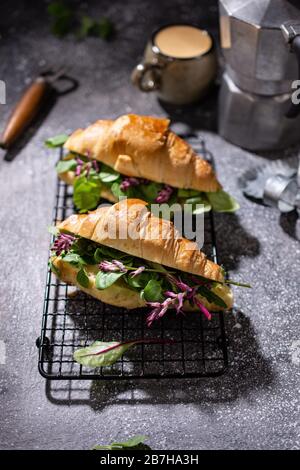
[51,199,233,313]
[64,114,221,192]
[51,114,240,214]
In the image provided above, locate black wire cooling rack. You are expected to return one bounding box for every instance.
[37,137,229,380]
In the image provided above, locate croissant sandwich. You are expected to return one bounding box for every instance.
[47,114,239,214]
[49,199,240,325]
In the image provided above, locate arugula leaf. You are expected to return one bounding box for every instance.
[185,196,211,214]
[93,435,150,450]
[98,164,120,183]
[95,271,125,289]
[62,252,86,267]
[142,279,163,302]
[206,190,240,213]
[77,268,90,288]
[73,175,102,212]
[55,159,77,174]
[45,133,69,148]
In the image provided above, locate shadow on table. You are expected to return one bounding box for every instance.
[159,83,219,134]
[214,213,261,271]
[45,307,275,410]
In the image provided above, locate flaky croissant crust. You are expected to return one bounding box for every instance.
[58,198,224,282]
[64,114,221,192]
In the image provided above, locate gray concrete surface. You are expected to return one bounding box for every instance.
[0,0,299,450]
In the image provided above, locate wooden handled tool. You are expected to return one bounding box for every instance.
[0,76,51,149]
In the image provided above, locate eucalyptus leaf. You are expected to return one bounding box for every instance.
[206,190,240,213]
[45,134,69,148]
[56,158,77,174]
[76,268,90,288]
[95,271,125,289]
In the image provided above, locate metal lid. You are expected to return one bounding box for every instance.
[220,0,300,29]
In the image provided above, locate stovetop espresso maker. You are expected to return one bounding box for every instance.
[218,0,300,150]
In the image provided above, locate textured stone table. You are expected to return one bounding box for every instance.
[0,0,299,450]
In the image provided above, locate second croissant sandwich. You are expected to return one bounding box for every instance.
[48,114,239,214]
[50,199,235,325]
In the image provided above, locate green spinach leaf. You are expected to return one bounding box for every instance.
[98,164,120,183]
[76,267,90,288]
[142,279,163,302]
[95,271,125,289]
[73,175,102,212]
[62,252,86,267]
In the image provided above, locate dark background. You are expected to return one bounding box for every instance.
[0,0,299,450]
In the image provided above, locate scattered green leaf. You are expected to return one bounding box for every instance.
[47,1,73,37]
[93,435,150,450]
[45,133,69,148]
[77,16,114,40]
[55,158,77,174]
[74,340,137,368]
[206,190,240,213]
